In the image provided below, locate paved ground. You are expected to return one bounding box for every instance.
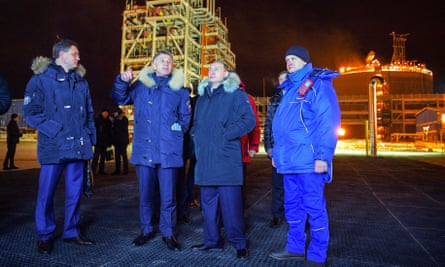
[1,142,445,266]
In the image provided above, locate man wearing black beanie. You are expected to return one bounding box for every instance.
[269,45,341,267]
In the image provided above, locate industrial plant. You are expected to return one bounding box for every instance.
[118,1,445,146]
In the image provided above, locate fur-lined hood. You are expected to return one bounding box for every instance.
[136,65,184,91]
[197,72,241,96]
[30,56,87,77]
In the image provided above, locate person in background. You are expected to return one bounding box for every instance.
[23,39,96,254]
[190,60,255,259]
[269,46,341,267]
[3,113,22,170]
[91,109,113,175]
[0,73,11,115]
[112,108,129,175]
[176,89,198,225]
[184,92,199,209]
[239,81,260,206]
[111,50,191,251]
[263,70,287,228]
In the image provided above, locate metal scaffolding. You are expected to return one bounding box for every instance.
[121,0,236,88]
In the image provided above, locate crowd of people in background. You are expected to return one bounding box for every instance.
[3,38,340,267]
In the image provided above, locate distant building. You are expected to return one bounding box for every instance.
[415,107,445,142]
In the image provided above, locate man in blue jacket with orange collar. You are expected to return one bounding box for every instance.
[269,46,341,267]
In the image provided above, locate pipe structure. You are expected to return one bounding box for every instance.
[368,76,384,157]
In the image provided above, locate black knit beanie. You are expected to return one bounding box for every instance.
[285,46,310,63]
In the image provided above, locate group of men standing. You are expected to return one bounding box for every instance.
[22,39,340,267]
[90,108,129,176]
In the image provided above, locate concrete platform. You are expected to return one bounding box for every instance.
[1,152,444,266]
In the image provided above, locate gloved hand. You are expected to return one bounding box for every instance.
[171,122,182,132]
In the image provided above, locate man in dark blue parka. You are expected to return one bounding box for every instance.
[23,39,97,254]
[112,50,191,251]
[190,61,255,259]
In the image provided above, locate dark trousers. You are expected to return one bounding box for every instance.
[136,165,177,237]
[91,145,107,174]
[271,166,284,219]
[113,144,128,174]
[35,162,84,240]
[176,157,197,218]
[185,157,196,204]
[3,142,17,168]
[200,186,247,250]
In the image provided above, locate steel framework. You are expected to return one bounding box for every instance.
[121,0,235,88]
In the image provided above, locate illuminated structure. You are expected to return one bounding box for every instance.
[121,0,235,88]
[332,33,443,140]
[335,33,433,95]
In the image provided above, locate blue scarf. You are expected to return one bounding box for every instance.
[278,63,313,92]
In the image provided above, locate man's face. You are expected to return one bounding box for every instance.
[285,55,306,73]
[208,62,228,85]
[153,54,173,76]
[59,46,80,71]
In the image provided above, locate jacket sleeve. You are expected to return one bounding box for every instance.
[23,76,62,138]
[111,75,134,105]
[86,86,97,145]
[224,91,256,141]
[312,79,341,162]
[175,88,192,133]
[263,98,274,152]
[0,74,11,115]
[247,95,260,152]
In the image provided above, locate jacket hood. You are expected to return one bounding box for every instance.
[136,65,184,91]
[30,56,87,77]
[197,72,241,96]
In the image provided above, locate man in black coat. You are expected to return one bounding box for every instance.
[111,108,129,175]
[91,109,112,175]
[3,113,22,170]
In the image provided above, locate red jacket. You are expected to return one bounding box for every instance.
[241,94,260,163]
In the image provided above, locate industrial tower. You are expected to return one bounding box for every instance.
[390,32,410,64]
[121,0,236,89]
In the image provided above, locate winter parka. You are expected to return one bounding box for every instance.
[111,66,191,168]
[191,72,256,186]
[272,64,341,182]
[23,57,96,164]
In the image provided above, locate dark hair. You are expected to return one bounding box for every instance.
[52,39,79,59]
[211,60,229,71]
[11,113,18,119]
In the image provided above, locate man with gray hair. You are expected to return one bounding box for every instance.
[112,50,191,251]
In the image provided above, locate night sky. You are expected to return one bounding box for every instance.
[1,0,444,110]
